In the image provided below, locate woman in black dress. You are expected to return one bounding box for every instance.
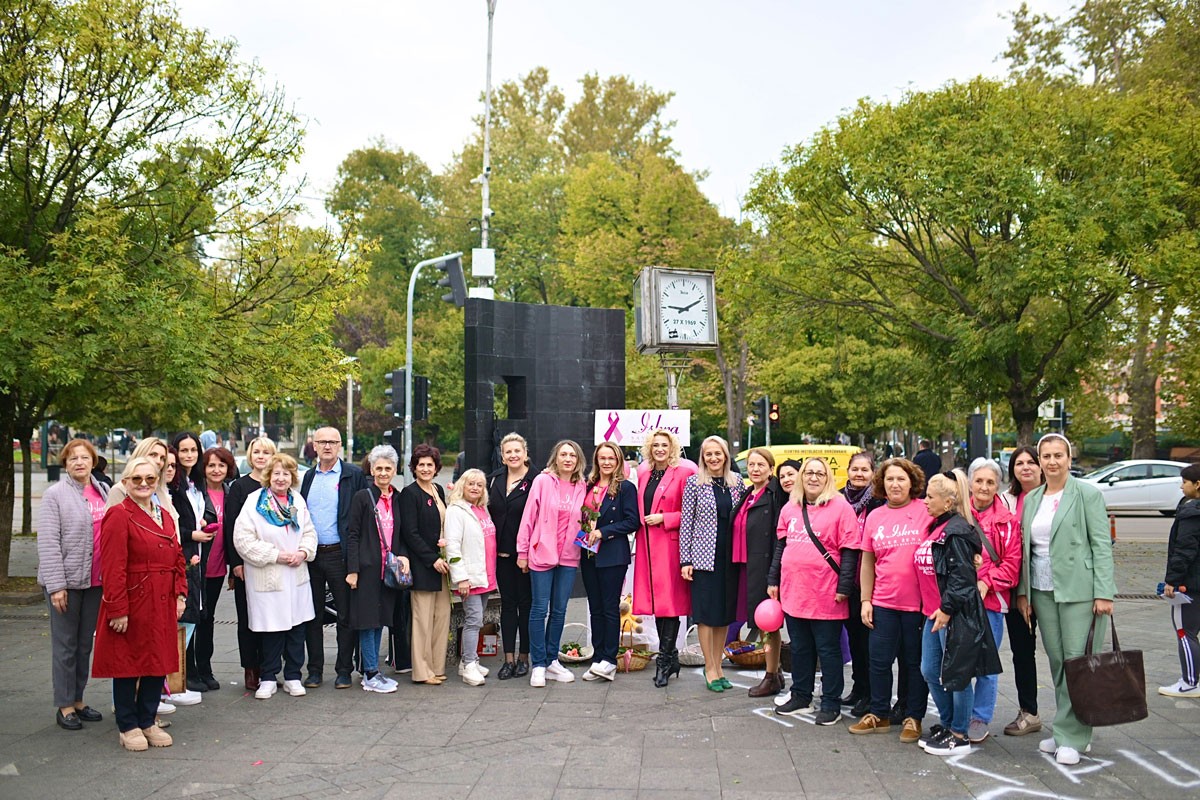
[487,432,533,679]
[679,435,749,692]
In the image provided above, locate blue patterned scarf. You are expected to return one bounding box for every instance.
[256,489,299,531]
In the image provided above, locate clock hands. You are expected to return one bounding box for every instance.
[663,298,705,314]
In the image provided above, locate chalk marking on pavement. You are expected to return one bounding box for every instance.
[976,787,1082,800]
[1118,749,1200,788]
[1039,752,1113,785]
[0,763,18,777]
[945,751,1023,786]
[752,707,795,728]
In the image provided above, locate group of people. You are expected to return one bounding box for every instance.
[36,425,1184,765]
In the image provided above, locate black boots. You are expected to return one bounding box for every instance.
[653,617,682,688]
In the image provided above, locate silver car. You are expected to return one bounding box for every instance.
[1080,459,1190,515]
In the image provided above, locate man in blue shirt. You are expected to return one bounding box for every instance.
[300,427,368,688]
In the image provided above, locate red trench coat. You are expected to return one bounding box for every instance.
[632,462,696,617]
[92,498,187,678]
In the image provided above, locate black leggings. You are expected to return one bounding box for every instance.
[496,554,531,656]
[188,576,224,678]
[1005,605,1039,715]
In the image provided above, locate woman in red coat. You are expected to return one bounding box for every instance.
[92,456,187,752]
[633,429,697,687]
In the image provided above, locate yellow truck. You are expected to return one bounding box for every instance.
[734,444,864,490]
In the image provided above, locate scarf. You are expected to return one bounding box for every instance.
[842,482,875,517]
[256,488,299,531]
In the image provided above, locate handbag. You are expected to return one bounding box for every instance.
[1063,613,1147,727]
[178,564,204,624]
[376,505,412,590]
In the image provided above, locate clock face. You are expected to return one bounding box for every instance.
[659,276,711,343]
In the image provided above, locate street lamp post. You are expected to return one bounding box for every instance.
[404,253,463,484]
[339,356,359,461]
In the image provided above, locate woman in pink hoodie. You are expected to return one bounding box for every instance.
[966,458,1022,743]
[516,440,588,688]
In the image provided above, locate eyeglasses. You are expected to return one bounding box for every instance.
[802,471,827,478]
[315,440,340,447]
[127,476,158,486]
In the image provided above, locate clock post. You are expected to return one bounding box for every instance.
[633,266,719,409]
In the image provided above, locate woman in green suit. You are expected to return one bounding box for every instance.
[1014,433,1115,766]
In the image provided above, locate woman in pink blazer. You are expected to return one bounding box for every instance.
[633,429,696,687]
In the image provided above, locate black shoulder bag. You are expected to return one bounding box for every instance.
[800,501,840,576]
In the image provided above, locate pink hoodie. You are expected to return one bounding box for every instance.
[515,472,588,571]
[972,497,1022,613]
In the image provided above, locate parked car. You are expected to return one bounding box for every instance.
[1080,459,1190,515]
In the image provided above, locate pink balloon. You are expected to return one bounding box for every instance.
[754,598,784,633]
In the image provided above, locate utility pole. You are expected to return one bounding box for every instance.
[481,0,495,251]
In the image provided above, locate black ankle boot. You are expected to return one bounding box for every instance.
[653,652,672,688]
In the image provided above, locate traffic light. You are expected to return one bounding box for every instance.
[752,396,768,424]
[413,375,430,422]
[384,368,406,417]
[437,255,467,307]
[769,402,780,423]
[383,429,402,449]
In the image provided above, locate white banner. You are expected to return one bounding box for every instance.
[594,409,691,447]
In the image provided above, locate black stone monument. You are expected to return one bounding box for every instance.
[463,298,626,472]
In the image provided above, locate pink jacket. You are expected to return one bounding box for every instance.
[516,472,587,571]
[972,497,1022,613]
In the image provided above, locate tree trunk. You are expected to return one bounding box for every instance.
[0,415,14,583]
[716,339,749,451]
[20,437,32,535]
[1127,296,1170,460]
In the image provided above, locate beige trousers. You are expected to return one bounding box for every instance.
[410,587,451,681]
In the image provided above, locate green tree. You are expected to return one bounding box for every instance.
[747,77,1193,444]
[0,0,363,579]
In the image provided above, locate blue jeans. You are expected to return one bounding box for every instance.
[868,606,927,719]
[359,627,383,675]
[971,610,1006,724]
[529,566,577,668]
[921,618,974,736]
[786,615,845,712]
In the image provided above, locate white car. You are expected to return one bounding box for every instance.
[1080,459,1190,515]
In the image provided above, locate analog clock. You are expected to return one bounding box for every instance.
[658,276,711,343]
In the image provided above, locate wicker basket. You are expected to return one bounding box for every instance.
[617,622,653,673]
[558,622,594,664]
[678,624,705,666]
[724,639,767,668]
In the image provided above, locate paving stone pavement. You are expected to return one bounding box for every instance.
[1,538,1198,799]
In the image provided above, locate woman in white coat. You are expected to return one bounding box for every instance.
[445,469,498,686]
[233,453,317,700]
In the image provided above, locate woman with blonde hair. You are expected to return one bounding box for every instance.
[233,453,318,700]
[633,429,696,687]
[579,441,639,682]
[445,468,497,686]
[224,435,277,690]
[517,440,588,687]
[915,470,1000,756]
[680,435,750,692]
[106,437,177,528]
[768,457,860,722]
[487,432,533,679]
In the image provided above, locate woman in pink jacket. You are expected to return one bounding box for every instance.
[632,429,696,687]
[516,440,588,688]
[966,457,1023,743]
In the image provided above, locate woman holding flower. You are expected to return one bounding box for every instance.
[400,444,451,685]
[232,454,317,700]
[517,440,589,687]
[579,441,639,682]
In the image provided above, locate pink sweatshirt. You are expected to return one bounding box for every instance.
[516,472,588,571]
[972,497,1022,613]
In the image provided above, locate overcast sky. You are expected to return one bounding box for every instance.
[173,0,1076,224]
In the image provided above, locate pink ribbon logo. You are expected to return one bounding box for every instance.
[604,412,623,443]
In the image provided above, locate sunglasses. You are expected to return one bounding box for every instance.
[127,475,158,486]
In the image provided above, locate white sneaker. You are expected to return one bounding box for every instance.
[166,690,202,706]
[461,661,486,686]
[1040,737,1091,757]
[530,667,547,687]
[282,679,306,697]
[545,660,575,683]
[1055,746,1081,765]
[581,664,601,681]
[254,682,277,700]
[156,701,176,715]
[590,661,617,681]
[458,661,489,678]
[1159,679,1200,697]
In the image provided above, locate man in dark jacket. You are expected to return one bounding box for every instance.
[300,427,369,688]
[1160,463,1200,697]
[913,440,942,491]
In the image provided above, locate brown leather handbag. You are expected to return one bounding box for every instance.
[1064,614,1147,727]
